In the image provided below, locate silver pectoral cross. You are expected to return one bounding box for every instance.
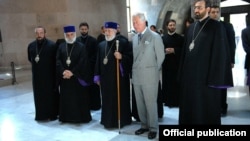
[103,57,108,65]
[189,40,195,51]
[66,57,71,66]
[35,55,40,63]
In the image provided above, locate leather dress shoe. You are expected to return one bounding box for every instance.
[221,111,227,117]
[221,108,227,117]
[148,131,157,139]
[135,128,149,135]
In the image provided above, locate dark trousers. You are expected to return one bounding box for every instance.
[221,89,228,113]
[89,84,101,110]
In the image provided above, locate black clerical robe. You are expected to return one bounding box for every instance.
[28,38,59,120]
[97,33,105,44]
[178,17,233,124]
[94,37,132,128]
[162,33,184,107]
[221,21,236,65]
[56,41,92,123]
[76,35,101,110]
[242,26,250,71]
[242,26,250,85]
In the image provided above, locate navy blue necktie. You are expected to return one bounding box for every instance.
[138,33,142,44]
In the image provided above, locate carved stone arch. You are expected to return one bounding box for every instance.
[156,0,223,34]
[156,0,192,34]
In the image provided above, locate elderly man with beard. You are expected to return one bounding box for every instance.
[76,22,101,111]
[56,25,92,123]
[94,21,132,128]
[28,26,59,121]
[178,0,233,125]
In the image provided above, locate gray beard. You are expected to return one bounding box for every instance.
[64,35,76,44]
[105,35,115,41]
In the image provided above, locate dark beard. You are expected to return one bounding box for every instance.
[194,14,201,20]
[81,33,88,38]
[36,38,45,45]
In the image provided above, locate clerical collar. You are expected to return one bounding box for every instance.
[199,16,209,23]
[107,36,117,43]
[168,31,176,35]
[81,33,88,39]
[37,38,46,45]
[67,42,74,47]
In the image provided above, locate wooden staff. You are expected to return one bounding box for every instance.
[116,39,121,134]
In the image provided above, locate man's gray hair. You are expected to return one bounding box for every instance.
[132,12,147,21]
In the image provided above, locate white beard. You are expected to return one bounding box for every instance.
[105,34,116,41]
[64,34,76,44]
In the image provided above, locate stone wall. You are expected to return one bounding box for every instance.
[0,0,220,69]
[0,0,127,69]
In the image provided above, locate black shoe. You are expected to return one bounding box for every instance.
[49,117,58,121]
[148,131,157,139]
[158,115,163,118]
[35,117,57,122]
[221,104,228,117]
[135,128,149,135]
[221,111,227,117]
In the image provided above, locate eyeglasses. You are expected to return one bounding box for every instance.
[193,6,205,10]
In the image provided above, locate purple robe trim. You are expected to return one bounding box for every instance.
[78,78,89,86]
[209,85,232,89]
[120,64,124,77]
[94,75,100,84]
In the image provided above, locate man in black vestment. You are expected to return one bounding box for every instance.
[162,19,184,107]
[242,14,250,93]
[76,22,101,110]
[209,5,235,117]
[56,25,92,123]
[94,21,132,128]
[97,26,106,44]
[178,0,233,125]
[28,26,59,121]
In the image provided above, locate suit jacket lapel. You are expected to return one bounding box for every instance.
[134,28,151,62]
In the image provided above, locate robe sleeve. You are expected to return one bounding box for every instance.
[27,44,32,63]
[93,43,101,83]
[119,38,133,76]
[241,28,250,53]
[73,44,92,83]
[207,23,233,88]
[56,44,65,77]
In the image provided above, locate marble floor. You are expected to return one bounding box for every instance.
[1,41,250,141]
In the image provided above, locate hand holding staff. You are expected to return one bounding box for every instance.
[114,40,122,60]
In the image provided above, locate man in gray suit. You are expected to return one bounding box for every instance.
[131,12,165,140]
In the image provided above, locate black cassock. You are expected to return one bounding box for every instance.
[162,33,184,107]
[95,37,132,128]
[242,26,250,85]
[178,17,233,124]
[56,42,92,123]
[28,38,59,120]
[76,35,101,110]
